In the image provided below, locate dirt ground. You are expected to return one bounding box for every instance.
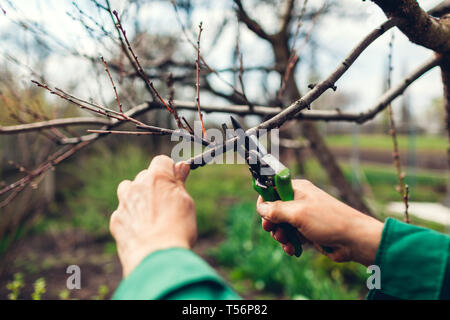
[0,229,267,300]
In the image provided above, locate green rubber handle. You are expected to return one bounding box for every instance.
[253,168,303,258]
[254,168,334,256]
[277,169,334,254]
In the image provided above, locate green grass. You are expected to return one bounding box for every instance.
[325,134,447,152]
[299,160,447,204]
[187,164,256,236]
[40,145,257,237]
[63,145,150,235]
[212,203,367,299]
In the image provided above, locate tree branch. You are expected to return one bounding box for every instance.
[280,0,296,35]
[429,0,450,17]
[234,0,273,42]
[6,54,437,139]
[298,55,441,122]
[371,0,450,54]
[186,18,396,168]
[0,117,112,134]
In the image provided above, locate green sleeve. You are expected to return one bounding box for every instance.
[112,247,240,300]
[367,218,450,300]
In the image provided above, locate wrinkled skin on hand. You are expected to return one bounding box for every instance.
[110,155,196,277]
[257,180,383,266]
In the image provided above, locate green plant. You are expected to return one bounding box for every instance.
[6,273,25,300]
[31,278,46,300]
[94,284,109,300]
[212,203,366,299]
[325,134,447,152]
[187,164,255,236]
[63,145,149,235]
[58,289,70,300]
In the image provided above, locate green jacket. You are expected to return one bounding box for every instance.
[112,218,450,300]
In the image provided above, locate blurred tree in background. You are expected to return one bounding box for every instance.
[0,0,449,299]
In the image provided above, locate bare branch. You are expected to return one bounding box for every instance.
[31,80,124,121]
[429,0,450,17]
[186,19,397,168]
[384,32,409,223]
[280,0,296,35]
[0,140,94,197]
[0,117,112,134]
[196,22,207,138]
[371,0,450,54]
[87,129,164,136]
[101,56,123,113]
[4,53,439,139]
[112,10,174,113]
[299,55,441,122]
[234,0,273,42]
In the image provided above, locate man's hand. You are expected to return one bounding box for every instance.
[110,155,196,277]
[257,180,383,266]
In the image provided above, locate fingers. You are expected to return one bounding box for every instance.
[261,218,276,232]
[136,157,189,185]
[135,169,149,183]
[256,200,300,225]
[117,180,131,203]
[282,243,295,256]
[148,155,176,180]
[118,156,177,205]
[271,227,288,244]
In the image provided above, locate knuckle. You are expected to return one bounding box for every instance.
[117,180,131,195]
[135,169,149,181]
[296,203,307,216]
[265,203,278,221]
[181,193,195,210]
[150,155,174,170]
[128,182,143,193]
[109,211,120,236]
[153,155,172,163]
[297,179,313,187]
[149,171,169,184]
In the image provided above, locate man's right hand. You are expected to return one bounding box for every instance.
[256,180,383,266]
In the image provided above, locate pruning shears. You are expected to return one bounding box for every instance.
[229,116,304,257]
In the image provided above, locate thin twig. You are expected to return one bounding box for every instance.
[277,0,308,101]
[31,80,124,121]
[112,11,174,115]
[101,56,123,113]
[15,56,436,138]
[170,0,248,101]
[385,32,410,223]
[186,19,397,168]
[235,26,253,111]
[87,129,164,136]
[136,124,211,147]
[278,2,324,101]
[195,22,207,138]
[0,117,112,134]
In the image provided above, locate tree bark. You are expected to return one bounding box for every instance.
[371,0,450,54]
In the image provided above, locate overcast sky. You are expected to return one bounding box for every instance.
[0,0,445,125]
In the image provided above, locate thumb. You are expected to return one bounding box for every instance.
[174,162,190,183]
[256,201,299,225]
